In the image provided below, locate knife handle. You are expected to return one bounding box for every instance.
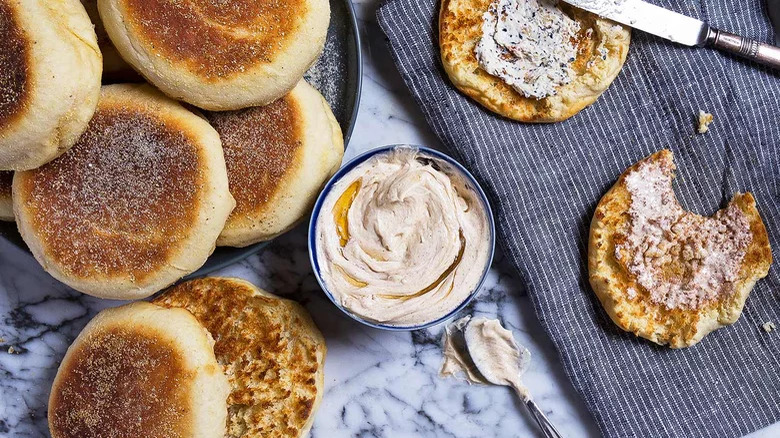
[705,28,780,70]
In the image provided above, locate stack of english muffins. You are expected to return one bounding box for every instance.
[49,278,327,438]
[1,0,344,300]
[1,0,340,435]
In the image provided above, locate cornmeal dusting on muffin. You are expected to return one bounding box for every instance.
[22,106,201,279]
[475,0,581,99]
[763,322,775,333]
[697,110,714,134]
[615,156,752,309]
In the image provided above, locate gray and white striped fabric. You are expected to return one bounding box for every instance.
[377,1,780,437]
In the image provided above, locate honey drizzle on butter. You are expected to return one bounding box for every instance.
[334,264,368,288]
[379,230,466,301]
[333,179,361,247]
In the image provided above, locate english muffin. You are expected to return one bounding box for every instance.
[206,80,344,247]
[98,0,330,110]
[0,0,101,170]
[49,302,230,438]
[80,0,139,82]
[440,0,630,122]
[153,277,327,438]
[14,84,235,300]
[0,171,12,221]
[589,150,772,348]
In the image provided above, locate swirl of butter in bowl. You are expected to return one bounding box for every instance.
[309,145,495,329]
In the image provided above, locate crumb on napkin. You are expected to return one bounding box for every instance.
[763,322,775,333]
[697,110,714,134]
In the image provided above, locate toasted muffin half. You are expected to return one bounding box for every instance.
[589,150,772,348]
[440,0,630,122]
[153,277,327,438]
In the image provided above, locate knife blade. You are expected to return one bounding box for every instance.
[561,0,780,69]
[563,0,707,46]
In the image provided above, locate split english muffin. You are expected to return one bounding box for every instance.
[206,80,344,247]
[440,0,630,122]
[13,84,235,300]
[153,277,327,438]
[0,171,12,221]
[0,0,102,170]
[48,302,230,438]
[98,0,331,110]
[589,150,772,348]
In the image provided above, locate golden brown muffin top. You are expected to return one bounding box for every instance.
[17,103,203,281]
[204,95,304,220]
[49,326,193,438]
[120,0,308,80]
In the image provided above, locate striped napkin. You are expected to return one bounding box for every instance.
[377,1,780,437]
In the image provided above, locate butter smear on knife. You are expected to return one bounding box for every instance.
[567,0,627,15]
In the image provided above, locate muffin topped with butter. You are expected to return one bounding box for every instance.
[314,147,493,327]
[440,0,631,122]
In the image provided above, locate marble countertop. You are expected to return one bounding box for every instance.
[1,1,778,437]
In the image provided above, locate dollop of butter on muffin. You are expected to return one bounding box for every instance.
[475,0,581,99]
[615,156,752,310]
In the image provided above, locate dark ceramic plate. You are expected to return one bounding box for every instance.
[0,0,362,278]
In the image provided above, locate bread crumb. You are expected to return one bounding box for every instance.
[762,322,775,333]
[697,110,714,134]
[7,346,16,354]
[0,336,5,343]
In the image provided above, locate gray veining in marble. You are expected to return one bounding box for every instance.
[1,1,778,437]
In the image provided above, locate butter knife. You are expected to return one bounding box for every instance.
[561,0,780,70]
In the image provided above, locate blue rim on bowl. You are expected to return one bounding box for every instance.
[308,144,496,331]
